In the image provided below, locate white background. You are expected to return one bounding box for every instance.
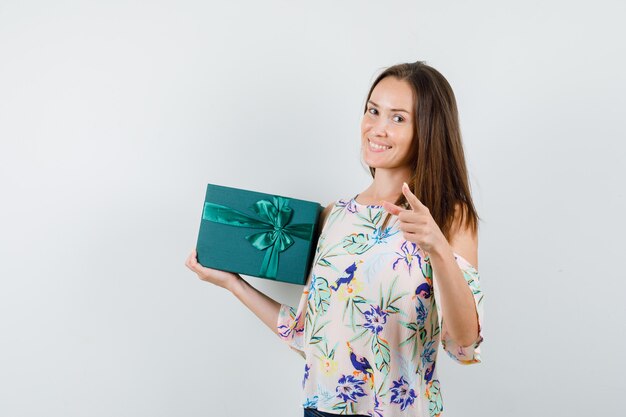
[1,1,624,416]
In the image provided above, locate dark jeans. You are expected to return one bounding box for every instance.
[303,407,369,417]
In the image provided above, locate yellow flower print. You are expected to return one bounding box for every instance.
[336,277,364,301]
[319,356,338,376]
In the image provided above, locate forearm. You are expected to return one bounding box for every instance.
[429,242,479,347]
[227,275,282,336]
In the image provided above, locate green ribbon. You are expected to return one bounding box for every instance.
[202,196,314,279]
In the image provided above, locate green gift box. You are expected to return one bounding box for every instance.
[195,183,323,285]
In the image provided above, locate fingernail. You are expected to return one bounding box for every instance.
[403,182,408,189]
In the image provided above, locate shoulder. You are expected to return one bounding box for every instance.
[316,201,336,234]
[449,202,479,268]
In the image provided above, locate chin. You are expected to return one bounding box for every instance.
[363,159,389,169]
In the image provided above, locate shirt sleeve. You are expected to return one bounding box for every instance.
[276,275,312,359]
[432,252,484,365]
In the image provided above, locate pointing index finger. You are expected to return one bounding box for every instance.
[402,182,426,212]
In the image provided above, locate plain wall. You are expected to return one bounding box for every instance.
[1,1,624,416]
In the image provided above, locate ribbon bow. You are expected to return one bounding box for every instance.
[202,196,314,279]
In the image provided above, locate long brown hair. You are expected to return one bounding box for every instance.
[362,61,481,241]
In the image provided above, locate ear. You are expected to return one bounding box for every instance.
[448,203,478,269]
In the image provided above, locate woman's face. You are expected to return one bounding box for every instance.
[360,76,415,169]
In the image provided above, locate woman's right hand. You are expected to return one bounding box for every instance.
[185,248,241,291]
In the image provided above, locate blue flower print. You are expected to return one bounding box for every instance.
[307,274,317,301]
[371,225,398,244]
[302,395,319,408]
[415,298,428,328]
[335,374,367,403]
[363,304,388,335]
[421,340,436,368]
[390,375,417,410]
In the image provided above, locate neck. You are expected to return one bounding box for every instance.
[364,165,413,201]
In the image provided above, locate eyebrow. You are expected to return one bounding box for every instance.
[367,100,410,114]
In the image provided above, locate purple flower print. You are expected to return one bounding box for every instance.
[363,304,388,335]
[424,362,435,383]
[335,374,367,403]
[392,241,422,274]
[303,363,311,388]
[372,393,384,417]
[414,282,432,299]
[345,198,359,213]
[390,375,417,410]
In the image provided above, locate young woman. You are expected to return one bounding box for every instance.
[186,60,484,417]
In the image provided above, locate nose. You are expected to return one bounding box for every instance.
[371,117,388,136]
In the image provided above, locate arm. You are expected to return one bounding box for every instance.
[228,201,335,339]
[227,276,283,335]
[429,244,480,347]
[429,205,484,363]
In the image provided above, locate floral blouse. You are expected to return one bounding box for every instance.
[276,196,484,417]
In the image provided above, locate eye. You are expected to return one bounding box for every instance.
[368,107,378,115]
[393,115,405,123]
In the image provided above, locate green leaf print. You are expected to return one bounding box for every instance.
[372,333,391,374]
[313,240,346,273]
[464,268,483,303]
[354,207,383,230]
[309,318,332,345]
[430,297,441,338]
[421,258,433,279]
[460,264,484,325]
[419,327,427,344]
[313,277,331,316]
[348,328,369,344]
[376,370,391,398]
[398,320,421,360]
[398,319,428,361]
[329,340,339,358]
[330,401,348,414]
[427,379,444,417]
[324,203,349,231]
[318,258,332,267]
[342,295,369,332]
[398,321,418,337]
[342,232,376,255]
[386,304,401,314]
[381,275,410,313]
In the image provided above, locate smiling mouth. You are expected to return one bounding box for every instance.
[368,138,392,150]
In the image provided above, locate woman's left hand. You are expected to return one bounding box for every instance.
[381,182,447,254]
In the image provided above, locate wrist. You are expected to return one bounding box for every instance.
[429,237,453,260]
[226,274,245,296]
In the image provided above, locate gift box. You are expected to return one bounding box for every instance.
[195,183,323,285]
